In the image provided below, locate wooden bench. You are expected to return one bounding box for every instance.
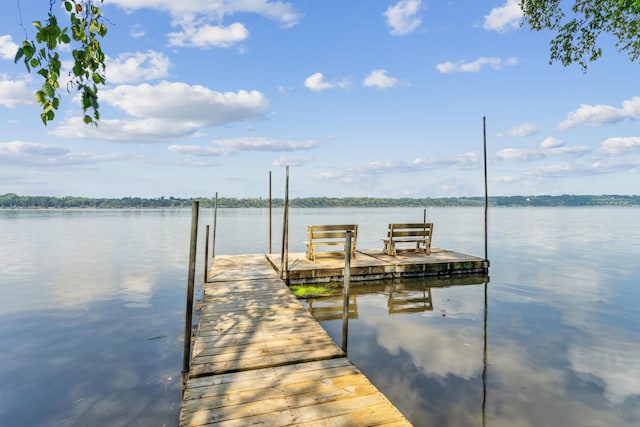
[382,223,433,256]
[305,224,358,261]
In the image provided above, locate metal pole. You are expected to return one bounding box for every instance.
[181,200,199,394]
[212,192,218,262]
[483,116,489,262]
[203,225,210,282]
[280,166,290,280]
[341,231,352,353]
[423,207,426,223]
[269,171,272,254]
[482,277,488,427]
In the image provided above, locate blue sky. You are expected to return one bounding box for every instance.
[1,0,638,198]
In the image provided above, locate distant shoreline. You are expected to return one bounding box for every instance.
[1,193,639,209]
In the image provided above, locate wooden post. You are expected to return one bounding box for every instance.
[203,225,210,282]
[483,116,489,263]
[280,166,289,280]
[269,171,273,254]
[341,231,352,353]
[212,192,218,262]
[182,200,199,394]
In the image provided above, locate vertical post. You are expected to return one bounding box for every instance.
[203,225,210,282]
[483,116,489,263]
[269,171,273,254]
[182,200,199,394]
[482,277,488,427]
[341,231,352,353]
[423,207,426,223]
[280,166,290,280]
[212,192,218,262]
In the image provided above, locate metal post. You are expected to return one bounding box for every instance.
[341,231,352,353]
[212,192,218,262]
[269,171,273,254]
[181,200,199,394]
[280,166,289,280]
[483,116,489,263]
[203,225,210,282]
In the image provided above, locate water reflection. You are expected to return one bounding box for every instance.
[304,268,640,427]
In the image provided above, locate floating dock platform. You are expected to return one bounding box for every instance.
[267,247,489,284]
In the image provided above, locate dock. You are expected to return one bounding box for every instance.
[267,247,489,284]
[179,254,413,426]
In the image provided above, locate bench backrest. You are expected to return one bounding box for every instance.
[388,223,433,238]
[308,224,358,241]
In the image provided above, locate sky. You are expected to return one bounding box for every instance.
[0,0,639,199]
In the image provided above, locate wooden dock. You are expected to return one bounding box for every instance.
[267,247,489,284]
[179,254,412,426]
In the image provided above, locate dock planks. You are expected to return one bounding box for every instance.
[180,254,412,427]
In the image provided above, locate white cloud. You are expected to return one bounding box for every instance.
[106,51,172,84]
[0,35,19,60]
[483,0,523,32]
[598,137,640,156]
[107,0,300,27]
[272,155,312,167]
[558,96,640,130]
[363,69,399,89]
[499,122,538,137]
[168,22,249,48]
[384,0,423,36]
[436,56,518,73]
[169,137,320,156]
[0,76,33,107]
[540,136,563,149]
[51,82,269,142]
[101,82,268,125]
[304,72,335,92]
[0,140,125,167]
[494,138,589,161]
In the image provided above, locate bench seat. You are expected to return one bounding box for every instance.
[383,223,433,256]
[305,224,357,261]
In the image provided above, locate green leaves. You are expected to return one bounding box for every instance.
[16,1,107,125]
[520,0,640,71]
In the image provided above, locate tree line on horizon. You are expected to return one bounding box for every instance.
[1,193,638,209]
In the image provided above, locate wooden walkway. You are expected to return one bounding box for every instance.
[179,254,412,426]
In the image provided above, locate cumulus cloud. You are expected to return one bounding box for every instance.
[598,137,640,156]
[51,82,269,142]
[106,50,172,84]
[558,96,640,130]
[0,76,33,107]
[498,122,538,137]
[0,35,19,60]
[169,137,320,156]
[304,72,349,92]
[304,72,333,91]
[483,0,523,32]
[363,69,399,89]
[168,22,249,48]
[436,56,518,73]
[384,0,423,36]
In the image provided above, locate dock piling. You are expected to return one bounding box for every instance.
[181,200,199,394]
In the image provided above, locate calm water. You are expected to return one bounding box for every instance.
[1,207,639,426]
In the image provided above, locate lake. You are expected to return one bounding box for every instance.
[0,207,638,426]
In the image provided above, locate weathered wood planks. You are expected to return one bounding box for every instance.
[180,254,412,426]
